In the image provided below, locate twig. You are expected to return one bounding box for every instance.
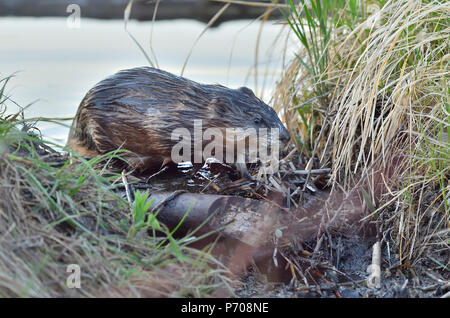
[124,0,155,67]
[443,281,450,291]
[441,291,450,298]
[280,148,297,165]
[181,3,230,76]
[201,174,221,193]
[145,165,169,183]
[121,170,133,205]
[149,0,160,68]
[254,192,300,222]
[425,271,445,284]
[279,250,309,286]
[313,233,324,255]
[288,91,331,110]
[366,240,381,289]
[280,168,331,175]
[300,114,329,201]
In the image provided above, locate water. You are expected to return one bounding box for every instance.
[0,17,295,145]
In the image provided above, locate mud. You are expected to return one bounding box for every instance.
[235,235,448,298]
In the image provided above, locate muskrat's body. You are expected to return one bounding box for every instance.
[68,67,290,175]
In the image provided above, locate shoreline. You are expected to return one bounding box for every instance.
[0,0,282,25]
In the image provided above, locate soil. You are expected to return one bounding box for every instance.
[236,236,448,298]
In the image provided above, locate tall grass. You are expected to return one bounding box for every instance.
[275,0,449,266]
[281,0,345,94]
[275,0,370,155]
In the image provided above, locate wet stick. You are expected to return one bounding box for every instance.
[367,241,381,289]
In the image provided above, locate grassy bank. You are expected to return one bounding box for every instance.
[0,76,233,297]
[273,0,448,268]
[1,0,448,298]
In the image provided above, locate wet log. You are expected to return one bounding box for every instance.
[137,188,371,281]
[147,187,373,248]
[148,191,292,280]
[148,191,280,247]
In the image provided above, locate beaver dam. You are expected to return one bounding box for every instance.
[1,0,449,298]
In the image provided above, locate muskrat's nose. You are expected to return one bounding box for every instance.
[280,127,291,145]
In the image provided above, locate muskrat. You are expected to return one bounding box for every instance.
[67,67,290,176]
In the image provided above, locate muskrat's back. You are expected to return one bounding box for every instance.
[68,67,290,175]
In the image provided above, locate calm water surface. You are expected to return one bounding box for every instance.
[1,17,295,144]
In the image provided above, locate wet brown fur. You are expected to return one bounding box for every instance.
[68,67,290,175]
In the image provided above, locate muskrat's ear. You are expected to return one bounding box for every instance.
[237,86,256,97]
[210,96,235,114]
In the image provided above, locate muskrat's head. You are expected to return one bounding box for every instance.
[208,86,291,149]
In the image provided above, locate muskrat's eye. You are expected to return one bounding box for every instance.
[254,118,262,125]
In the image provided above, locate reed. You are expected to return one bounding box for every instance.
[274,0,449,266]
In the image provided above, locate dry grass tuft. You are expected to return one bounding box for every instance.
[273,0,449,267]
